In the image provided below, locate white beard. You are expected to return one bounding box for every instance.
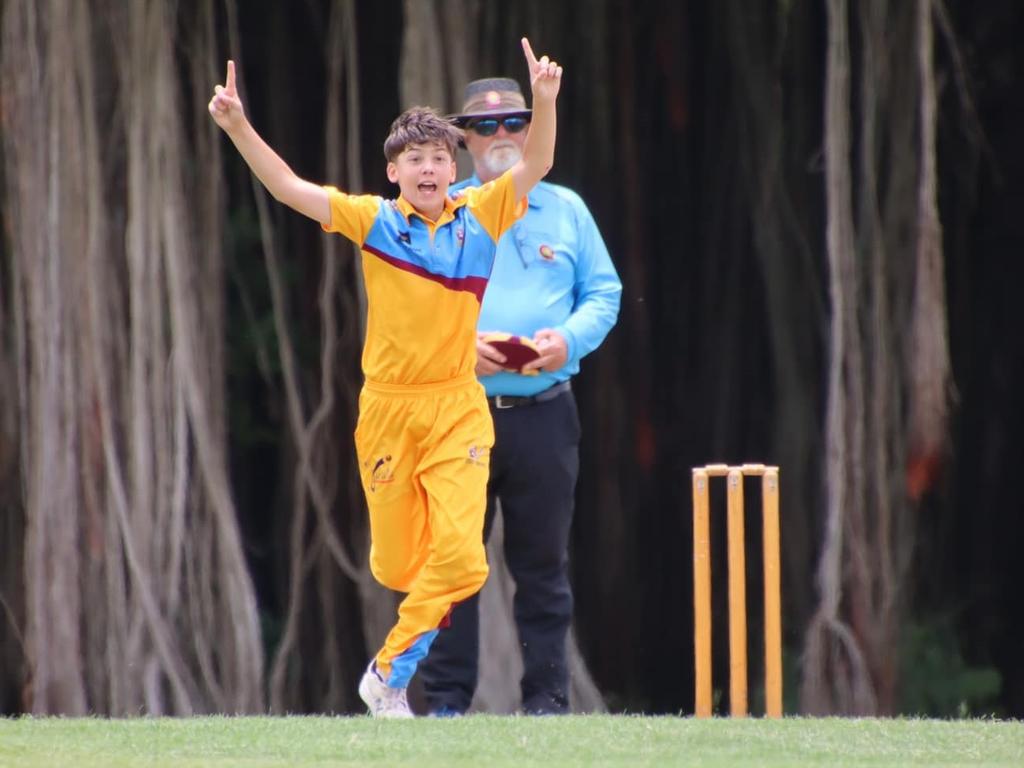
[481,140,523,176]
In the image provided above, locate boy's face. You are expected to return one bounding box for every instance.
[387,141,456,220]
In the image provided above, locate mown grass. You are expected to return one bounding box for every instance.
[0,714,1022,767]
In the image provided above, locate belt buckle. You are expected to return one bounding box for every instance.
[493,395,515,410]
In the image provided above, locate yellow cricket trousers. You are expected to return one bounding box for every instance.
[355,372,492,688]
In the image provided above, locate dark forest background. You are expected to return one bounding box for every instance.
[1,0,1022,718]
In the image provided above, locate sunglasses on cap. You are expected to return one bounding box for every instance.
[466,116,530,137]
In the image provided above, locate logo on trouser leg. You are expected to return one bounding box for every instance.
[466,445,489,467]
[365,454,394,492]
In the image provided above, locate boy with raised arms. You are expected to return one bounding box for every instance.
[208,39,562,717]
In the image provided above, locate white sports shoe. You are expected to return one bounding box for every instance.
[358,661,414,719]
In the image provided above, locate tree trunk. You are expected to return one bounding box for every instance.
[802,0,949,715]
[1,0,264,715]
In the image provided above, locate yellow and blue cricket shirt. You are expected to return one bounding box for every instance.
[321,173,524,385]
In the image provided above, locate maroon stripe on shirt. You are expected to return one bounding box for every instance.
[363,244,488,302]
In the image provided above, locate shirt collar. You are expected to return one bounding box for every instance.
[395,194,458,228]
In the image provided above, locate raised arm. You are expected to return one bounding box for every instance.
[510,38,562,200]
[209,61,330,225]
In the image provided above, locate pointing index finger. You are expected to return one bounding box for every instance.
[226,60,236,94]
[521,37,538,68]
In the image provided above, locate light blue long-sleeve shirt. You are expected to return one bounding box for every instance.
[452,175,622,397]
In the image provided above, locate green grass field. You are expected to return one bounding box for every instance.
[1,715,1022,767]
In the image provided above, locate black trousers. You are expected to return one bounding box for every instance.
[419,386,580,714]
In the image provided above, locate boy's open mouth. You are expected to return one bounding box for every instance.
[418,182,437,193]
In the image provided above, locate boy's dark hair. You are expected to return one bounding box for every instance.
[383,106,463,162]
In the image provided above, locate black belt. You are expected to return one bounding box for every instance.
[488,381,571,410]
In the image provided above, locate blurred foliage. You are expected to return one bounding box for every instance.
[899,617,1002,718]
